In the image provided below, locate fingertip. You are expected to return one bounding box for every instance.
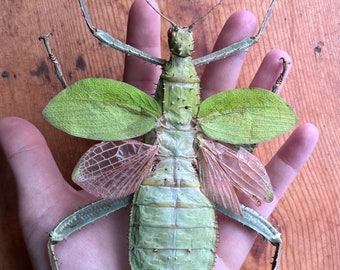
[0,117,47,159]
[265,123,319,201]
[0,117,65,201]
[128,0,160,49]
[124,0,161,94]
[213,11,257,51]
[276,123,319,172]
[201,11,257,98]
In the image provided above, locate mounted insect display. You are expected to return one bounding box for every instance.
[41,0,297,269]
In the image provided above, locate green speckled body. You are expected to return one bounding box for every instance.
[130,186,216,269]
[129,31,217,269]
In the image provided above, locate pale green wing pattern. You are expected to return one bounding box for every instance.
[197,138,273,215]
[72,140,158,199]
[197,88,298,144]
[43,78,162,140]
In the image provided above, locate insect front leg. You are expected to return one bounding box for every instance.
[271,57,290,94]
[48,196,132,270]
[216,204,282,270]
[193,0,279,66]
[78,0,166,66]
[39,33,68,89]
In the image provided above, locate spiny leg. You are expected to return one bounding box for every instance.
[193,0,279,66]
[216,204,282,270]
[39,33,68,89]
[272,57,290,94]
[48,196,132,270]
[78,0,165,66]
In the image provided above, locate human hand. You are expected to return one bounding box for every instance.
[0,0,318,269]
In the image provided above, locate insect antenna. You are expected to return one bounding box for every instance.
[145,0,176,27]
[188,0,224,30]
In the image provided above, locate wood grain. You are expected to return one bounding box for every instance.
[0,0,338,269]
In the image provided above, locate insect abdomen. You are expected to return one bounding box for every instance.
[129,185,217,269]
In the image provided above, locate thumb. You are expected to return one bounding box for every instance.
[0,117,81,268]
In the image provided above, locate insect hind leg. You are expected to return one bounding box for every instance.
[48,196,132,270]
[216,204,282,270]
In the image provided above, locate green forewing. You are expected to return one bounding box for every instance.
[43,78,162,140]
[197,88,298,144]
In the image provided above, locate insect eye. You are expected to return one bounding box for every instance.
[168,29,176,39]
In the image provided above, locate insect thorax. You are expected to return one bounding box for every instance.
[156,54,200,130]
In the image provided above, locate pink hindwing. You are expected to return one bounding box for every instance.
[197,138,273,215]
[72,140,158,199]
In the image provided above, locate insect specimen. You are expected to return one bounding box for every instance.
[42,0,297,269]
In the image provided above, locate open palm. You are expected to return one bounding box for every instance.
[0,0,318,269]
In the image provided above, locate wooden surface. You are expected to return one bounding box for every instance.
[0,0,338,269]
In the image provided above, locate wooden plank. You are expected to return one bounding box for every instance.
[0,0,338,269]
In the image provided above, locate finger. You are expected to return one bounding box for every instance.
[259,123,319,216]
[0,117,73,208]
[0,117,81,267]
[0,117,131,268]
[0,117,83,218]
[241,123,319,215]
[216,123,319,269]
[123,0,161,95]
[200,11,257,99]
[249,49,292,93]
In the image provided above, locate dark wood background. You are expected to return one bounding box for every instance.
[0,0,338,269]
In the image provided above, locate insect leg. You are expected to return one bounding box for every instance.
[78,0,166,66]
[193,0,279,66]
[48,196,132,270]
[271,57,290,94]
[39,33,68,89]
[216,204,282,270]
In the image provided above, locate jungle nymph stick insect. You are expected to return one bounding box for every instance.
[41,0,297,269]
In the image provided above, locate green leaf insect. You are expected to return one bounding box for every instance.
[43,0,297,270]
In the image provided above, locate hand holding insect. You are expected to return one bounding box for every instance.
[0,0,318,269]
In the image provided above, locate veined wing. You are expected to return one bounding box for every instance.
[197,138,273,215]
[72,140,158,199]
